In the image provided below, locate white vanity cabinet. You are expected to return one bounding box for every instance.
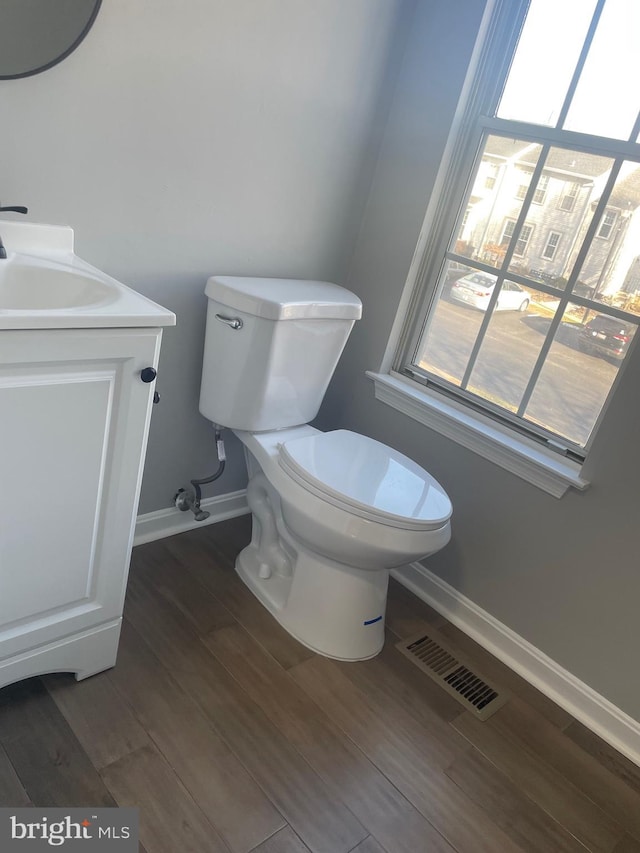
[0,326,163,687]
[0,219,175,688]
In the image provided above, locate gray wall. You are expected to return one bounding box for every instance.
[0,0,410,513]
[4,0,637,721]
[320,0,640,720]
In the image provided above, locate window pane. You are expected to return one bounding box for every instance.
[523,304,636,446]
[506,147,614,284]
[453,135,542,265]
[414,261,482,385]
[497,0,597,127]
[466,286,553,412]
[573,161,640,315]
[564,0,640,140]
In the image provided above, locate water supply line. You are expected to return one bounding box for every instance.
[174,427,226,521]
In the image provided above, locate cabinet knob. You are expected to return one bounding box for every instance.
[140,367,157,383]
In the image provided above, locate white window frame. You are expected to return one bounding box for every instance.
[368,0,640,498]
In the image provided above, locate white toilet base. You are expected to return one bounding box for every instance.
[236,533,387,661]
[232,432,450,662]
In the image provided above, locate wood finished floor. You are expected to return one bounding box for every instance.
[1,515,639,853]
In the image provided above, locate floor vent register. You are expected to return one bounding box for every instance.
[396,629,510,720]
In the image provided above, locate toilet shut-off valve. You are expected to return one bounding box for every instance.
[174,428,226,521]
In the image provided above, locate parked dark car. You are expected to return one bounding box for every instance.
[579,315,635,361]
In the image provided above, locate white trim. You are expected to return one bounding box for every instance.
[392,561,640,768]
[134,489,249,546]
[378,0,504,373]
[0,620,121,689]
[367,371,588,498]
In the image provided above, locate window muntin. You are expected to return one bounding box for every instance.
[523,304,634,446]
[564,0,640,140]
[416,262,486,387]
[498,0,598,127]
[399,0,640,458]
[502,219,532,256]
[462,285,548,413]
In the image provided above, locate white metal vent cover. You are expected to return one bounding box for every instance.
[396,629,510,720]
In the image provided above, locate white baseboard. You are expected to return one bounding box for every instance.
[134,489,249,546]
[392,562,640,767]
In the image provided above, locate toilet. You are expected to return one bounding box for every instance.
[199,276,452,660]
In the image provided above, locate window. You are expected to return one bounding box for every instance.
[559,182,580,211]
[542,231,561,260]
[388,0,640,481]
[501,219,533,256]
[484,163,498,190]
[532,174,550,204]
[597,210,617,238]
[515,169,531,200]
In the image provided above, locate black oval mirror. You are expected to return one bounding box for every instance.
[0,0,102,80]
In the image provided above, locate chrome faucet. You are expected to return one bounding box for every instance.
[0,205,29,259]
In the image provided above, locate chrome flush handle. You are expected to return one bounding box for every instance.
[215,313,243,330]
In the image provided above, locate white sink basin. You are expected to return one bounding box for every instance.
[0,220,175,330]
[0,258,117,310]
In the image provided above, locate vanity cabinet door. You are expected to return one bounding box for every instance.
[0,327,161,664]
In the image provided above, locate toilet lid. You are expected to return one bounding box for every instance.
[278,430,452,530]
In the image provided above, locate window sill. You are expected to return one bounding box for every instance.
[366,371,589,498]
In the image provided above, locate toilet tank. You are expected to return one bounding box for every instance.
[199,276,362,431]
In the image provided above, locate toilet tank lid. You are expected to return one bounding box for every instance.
[205,276,362,320]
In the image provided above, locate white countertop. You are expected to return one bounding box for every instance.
[0,220,176,330]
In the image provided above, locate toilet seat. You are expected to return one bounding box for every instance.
[278,429,452,531]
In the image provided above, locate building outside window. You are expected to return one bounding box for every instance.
[391,0,640,467]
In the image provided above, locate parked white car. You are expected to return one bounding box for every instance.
[450,272,530,312]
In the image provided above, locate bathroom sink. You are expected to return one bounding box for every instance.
[0,258,116,310]
[0,220,175,330]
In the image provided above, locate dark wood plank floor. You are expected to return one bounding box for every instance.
[1,515,639,853]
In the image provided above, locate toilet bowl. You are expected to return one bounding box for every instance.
[233,426,451,660]
[198,275,453,660]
